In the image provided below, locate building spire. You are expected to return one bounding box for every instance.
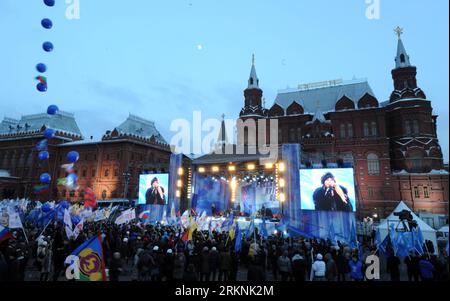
[394,26,411,68]
[248,54,259,89]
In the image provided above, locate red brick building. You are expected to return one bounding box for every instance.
[236,33,448,220]
[0,113,173,202]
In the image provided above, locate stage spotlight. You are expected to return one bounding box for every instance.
[279,178,285,188]
[278,162,285,172]
[247,164,255,170]
[177,179,182,188]
[176,190,181,197]
[228,165,236,172]
[279,193,286,202]
[198,167,205,173]
[212,166,219,172]
[265,163,274,169]
[177,167,184,176]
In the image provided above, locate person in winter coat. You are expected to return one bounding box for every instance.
[109,252,123,281]
[218,248,231,281]
[324,253,337,281]
[419,255,435,281]
[404,252,420,281]
[209,246,220,281]
[173,251,186,281]
[247,257,266,281]
[200,247,211,281]
[277,250,292,281]
[37,241,52,281]
[348,255,364,281]
[163,249,175,281]
[310,253,326,281]
[336,250,348,281]
[291,253,306,281]
[183,263,198,281]
[387,253,401,281]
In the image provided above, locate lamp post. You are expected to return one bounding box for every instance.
[123,171,131,200]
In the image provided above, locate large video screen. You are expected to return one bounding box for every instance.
[138,173,169,205]
[299,168,356,212]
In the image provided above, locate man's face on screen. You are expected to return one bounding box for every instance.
[324,177,335,189]
[152,180,159,188]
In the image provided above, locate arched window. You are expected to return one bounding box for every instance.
[340,124,346,138]
[102,190,107,199]
[363,122,369,137]
[289,128,296,142]
[400,54,405,63]
[367,153,380,175]
[250,78,254,85]
[410,153,423,172]
[412,120,419,134]
[297,128,302,140]
[347,123,353,138]
[371,121,378,137]
[104,169,109,177]
[278,128,283,143]
[405,120,411,135]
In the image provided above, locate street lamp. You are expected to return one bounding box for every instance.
[123,171,131,200]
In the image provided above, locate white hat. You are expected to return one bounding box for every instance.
[123,238,128,242]
[212,247,217,251]
[167,249,173,254]
[153,246,159,251]
[316,253,323,260]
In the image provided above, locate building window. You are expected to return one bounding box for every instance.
[82,169,87,178]
[400,54,405,63]
[363,122,369,137]
[69,191,75,198]
[114,169,119,177]
[340,124,346,138]
[368,187,374,198]
[371,121,378,137]
[104,169,109,177]
[79,190,85,198]
[412,120,419,134]
[92,169,96,177]
[297,128,302,140]
[347,123,353,138]
[423,186,430,198]
[379,188,385,199]
[413,186,420,198]
[102,190,107,199]
[106,154,110,160]
[367,153,380,175]
[289,128,296,142]
[117,153,120,159]
[84,154,88,161]
[410,154,423,172]
[278,129,283,143]
[405,120,411,135]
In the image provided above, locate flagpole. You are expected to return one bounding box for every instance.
[37,219,53,239]
[21,226,29,244]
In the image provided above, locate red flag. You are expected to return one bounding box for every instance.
[84,188,97,209]
[181,229,189,242]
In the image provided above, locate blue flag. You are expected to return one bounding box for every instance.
[260,218,268,239]
[246,219,255,238]
[389,223,398,255]
[235,223,242,252]
[221,214,234,231]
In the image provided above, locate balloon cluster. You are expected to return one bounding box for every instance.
[35,1,80,194]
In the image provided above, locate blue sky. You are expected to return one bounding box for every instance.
[0,0,448,160]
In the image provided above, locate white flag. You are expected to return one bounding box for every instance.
[8,212,23,229]
[64,209,73,229]
[115,208,136,225]
[72,220,84,240]
[65,224,73,239]
[94,209,106,222]
[180,210,190,228]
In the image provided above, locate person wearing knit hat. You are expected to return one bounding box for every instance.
[312,171,353,212]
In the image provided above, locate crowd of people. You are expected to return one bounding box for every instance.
[0,203,448,282]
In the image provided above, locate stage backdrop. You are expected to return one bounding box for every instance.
[192,174,230,215]
[236,182,279,216]
[282,144,356,242]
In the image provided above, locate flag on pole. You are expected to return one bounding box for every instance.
[115,208,136,225]
[389,222,398,255]
[246,219,255,238]
[349,221,358,249]
[70,234,106,281]
[260,218,268,239]
[8,211,23,229]
[64,209,73,229]
[0,225,11,243]
[72,220,84,240]
[180,210,190,229]
[229,221,237,241]
[235,223,243,252]
[328,223,337,246]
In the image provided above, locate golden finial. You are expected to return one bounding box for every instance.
[394,26,403,40]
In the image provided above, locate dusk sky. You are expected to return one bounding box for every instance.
[0,0,448,160]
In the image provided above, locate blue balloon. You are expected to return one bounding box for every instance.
[43,42,54,52]
[47,105,59,115]
[37,83,47,92]
[67,151,79,163]
[36,139,48,151]
[36,63,47,73]
[40,173,51,184]
[41,18,53,29]
[43,0,55,7]
[44,128,55,139]
[41,203,51,213]
[38,151,49,161]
